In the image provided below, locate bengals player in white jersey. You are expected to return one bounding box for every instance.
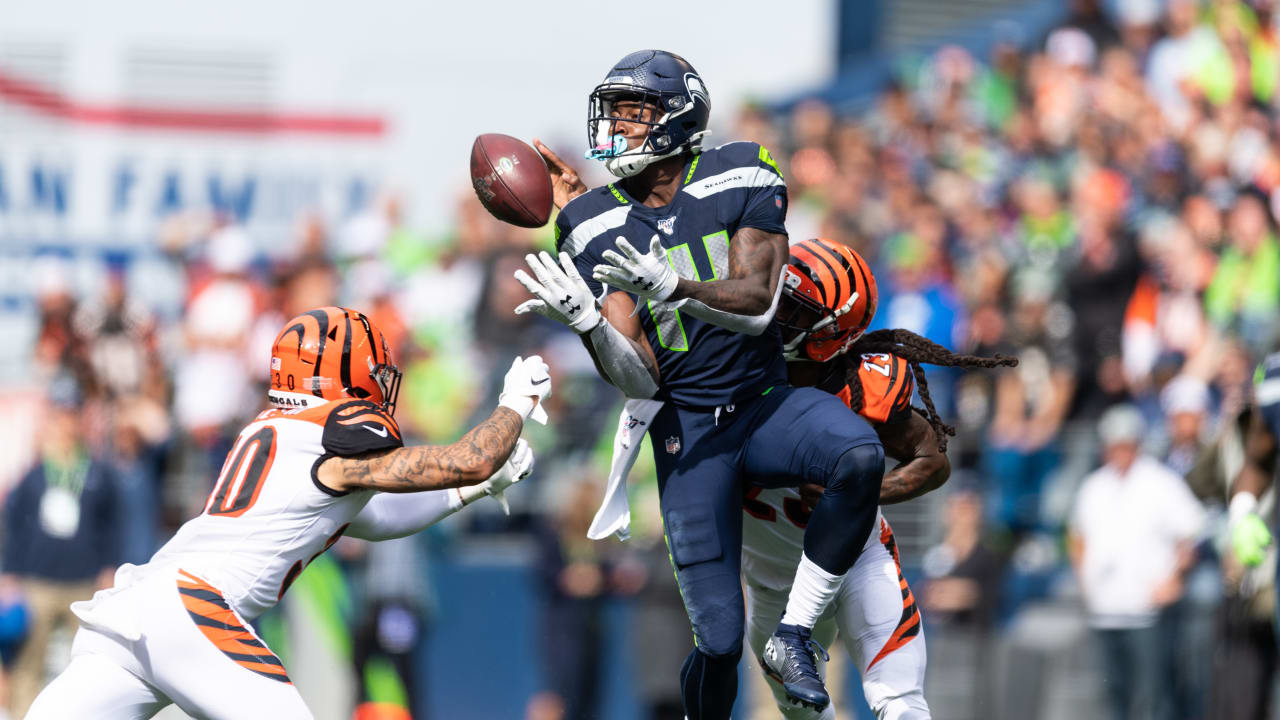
[747,240,1015,720]
[27,306,551,720]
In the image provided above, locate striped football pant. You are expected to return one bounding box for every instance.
[745,517,931,720]
[26,567,311,719]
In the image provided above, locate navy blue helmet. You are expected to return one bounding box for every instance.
[586,50,711,177]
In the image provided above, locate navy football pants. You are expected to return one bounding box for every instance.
[649,385,883,719]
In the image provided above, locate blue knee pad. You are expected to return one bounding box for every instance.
[827,442,885,495]
[803,442,885,574]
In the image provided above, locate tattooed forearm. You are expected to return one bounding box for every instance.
[666,227,787,315]
[326,407,523,493]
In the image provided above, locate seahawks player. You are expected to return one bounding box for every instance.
[1229,351,1280,632]
[515,50,884,717]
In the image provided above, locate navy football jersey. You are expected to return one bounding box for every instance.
[556,141,789,407]
[1256,352,1280,440]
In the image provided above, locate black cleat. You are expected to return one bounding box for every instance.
[760,623,831,711]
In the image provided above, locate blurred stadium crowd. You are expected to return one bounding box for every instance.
[5,0,1280,718]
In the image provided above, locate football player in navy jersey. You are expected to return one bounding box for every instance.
[515,50,884,716]
[1229,351,1280,634]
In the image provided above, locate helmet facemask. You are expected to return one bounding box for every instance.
[586,73,710,178]
[367,355,402,417]
[778,268,864,362]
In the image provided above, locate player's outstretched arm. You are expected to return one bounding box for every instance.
[320,407,522,493]
[515,251,660,397]
[877,410,951,504]
[592,228,788,336]
[346,439,535,540]
[318,356,550,494]
[533,138,588,210]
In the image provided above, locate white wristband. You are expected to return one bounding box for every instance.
[448,487,466,512]
[498,395,536,419]
[1229,491,1260,525]
[450,485,487,511]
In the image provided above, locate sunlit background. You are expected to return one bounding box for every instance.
[1,0,1277,718]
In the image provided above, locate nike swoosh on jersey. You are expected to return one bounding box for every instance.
[362,424,389,438]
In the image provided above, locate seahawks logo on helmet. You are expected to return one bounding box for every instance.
[684,73,709,109]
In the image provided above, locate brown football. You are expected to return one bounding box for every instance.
[470,134,553,228]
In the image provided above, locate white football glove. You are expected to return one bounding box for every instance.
[497,355,551,425]
[592,235,680,302]
[514,251,603,334]
[477,438,534,515]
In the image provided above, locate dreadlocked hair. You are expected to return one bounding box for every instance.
[843,328,1018,453]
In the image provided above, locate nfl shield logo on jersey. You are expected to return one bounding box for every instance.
[657,216,677,235]
[665,435,681,454]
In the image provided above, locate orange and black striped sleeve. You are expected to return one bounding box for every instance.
[851,352,915,425]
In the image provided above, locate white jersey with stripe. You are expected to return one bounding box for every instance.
[742,488,883,592]
[142,399,401,620]
[743,352,916,592]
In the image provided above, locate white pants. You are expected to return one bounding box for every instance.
[26,566,312,720]
[746,520,931,720]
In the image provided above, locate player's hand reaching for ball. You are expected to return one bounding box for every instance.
[514,251,604,334]
[593,234,680,302]
[498,355,552,425]
[534,138,588,210]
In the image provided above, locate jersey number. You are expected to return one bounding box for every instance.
[206,427,277,517]
[862,353,892,376]
[278,523,349,600]
[743,487,812,529]
[649,230,730,352]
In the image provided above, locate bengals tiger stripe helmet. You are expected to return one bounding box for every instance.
[268,307,402,415]
[778,239,878,362]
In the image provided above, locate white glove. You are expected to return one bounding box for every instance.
[514,251,603,334]
[498,355,551,425]
[477,438,534,515]
[592,235,679,302]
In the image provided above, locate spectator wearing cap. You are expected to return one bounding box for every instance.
[1158,374,1218,718]
[1160,375,1212,477]
[1069,404,1204,720]
[0,377,121,717]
